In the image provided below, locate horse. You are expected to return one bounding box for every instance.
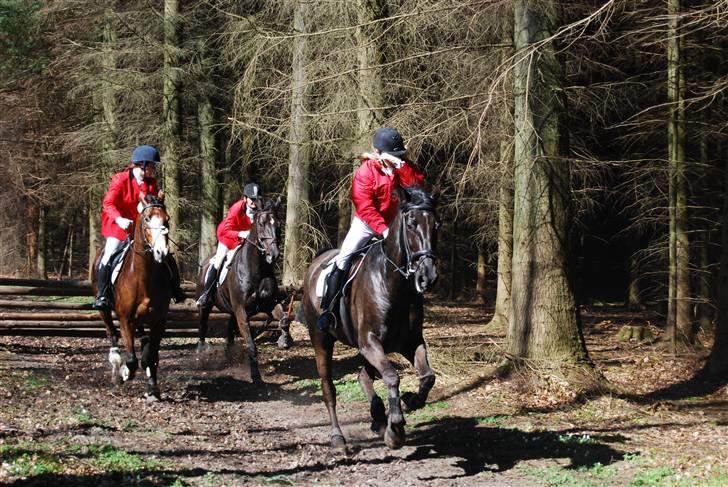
[195,196,289,383]
[92,193,172,401]
[302,185,439,450]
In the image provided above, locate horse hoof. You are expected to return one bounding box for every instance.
[384,423,405,450]
[277,334,293,350]
[330,434,347,451]
[370,420,386,438]
[144,392,160,402]
[196,342,210,353]
[120,365,130,382]
[400,392,424,412]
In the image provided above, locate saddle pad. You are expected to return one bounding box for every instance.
[315,252,367,299]
[315,256,337,298]
[218,245,242,285]
[110,242,132,285]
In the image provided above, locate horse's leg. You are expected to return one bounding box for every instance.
[358,362,386,437]
[118,316,138,382]
[197,305,212,353]
[359,337,405,449]
[234,307,262,384]
[143,323,164,401]
[101,310,123,385]
[400,342,435,412]
[272,303,293,350]
[313,332,346,449]
[400,299,435,412]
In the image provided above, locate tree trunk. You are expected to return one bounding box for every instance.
[449,219,458,301]
[475,244,487,304]
[163,0,183,251]
[89,4,117,279]
[706,156,728,376]
[627,253,642,310]
[507,0,592,383]
[198,96,218,265]
[337,0,387,245]
[37,206,47,279]
[666,0,693,347]
[282,0,311,287]
[488,139,514,328]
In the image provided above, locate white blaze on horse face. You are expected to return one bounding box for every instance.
[149,215,169,263]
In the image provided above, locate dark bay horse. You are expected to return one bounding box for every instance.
[195,197,288,383]
[93,193,172,401]
[302,185,439,450]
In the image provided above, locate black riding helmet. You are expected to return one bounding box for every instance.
[243,183,263,200]
[372,127,407,158]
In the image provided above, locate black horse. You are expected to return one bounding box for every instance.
[195,197,290,383]
[302,185,439,450]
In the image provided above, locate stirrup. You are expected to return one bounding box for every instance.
[93,295,110,310]
[316,310,335,332]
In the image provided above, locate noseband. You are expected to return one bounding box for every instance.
[384,204,438,279]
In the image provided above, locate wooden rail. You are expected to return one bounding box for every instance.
[0,277,294,338]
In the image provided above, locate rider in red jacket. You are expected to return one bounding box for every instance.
[196,182,262,307]
[318,128,425,330]
[93,145,185,309]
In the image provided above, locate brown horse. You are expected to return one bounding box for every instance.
[195,197,287,383]
[302,185,439,450]
[93,193,172,401]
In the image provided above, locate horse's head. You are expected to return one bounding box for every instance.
[393,185,439,293]
[137,192,170,263]
[250,196,282,264]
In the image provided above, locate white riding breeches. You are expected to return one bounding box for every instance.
[335,216,378,270]
[211,242,230,269]
[100,237,124,266]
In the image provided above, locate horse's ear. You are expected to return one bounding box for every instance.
[158,191,165,203]
[397,186,411,203]
[430,185,441,203]
[273,195,282,210]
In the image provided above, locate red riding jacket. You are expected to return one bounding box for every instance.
[351,158,425,235]
[217,199,253,249]
[101,169,159,240]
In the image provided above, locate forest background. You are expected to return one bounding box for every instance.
[1,0,728,369]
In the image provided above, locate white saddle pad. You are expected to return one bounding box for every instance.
[315,257,337,298]
[217,245,242,285]
[110,243,132,285]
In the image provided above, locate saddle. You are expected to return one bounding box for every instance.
[316,248,371,345]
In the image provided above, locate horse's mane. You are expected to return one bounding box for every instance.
[399,185,435,212]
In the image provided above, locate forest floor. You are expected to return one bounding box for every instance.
[1,302,727,486]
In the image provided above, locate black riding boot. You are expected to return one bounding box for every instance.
[93,263,112,310]
[317,266,346,331]
[196,266,218,308]
[166,256,186,303]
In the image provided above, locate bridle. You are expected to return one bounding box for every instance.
[383,204,438,279]
[248,209,278,256]
[135,203,169,255]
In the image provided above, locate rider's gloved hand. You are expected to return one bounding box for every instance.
[115,217,133,230]
[238,230,250,240]
[382,228,389,239]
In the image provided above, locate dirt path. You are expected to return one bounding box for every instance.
[1,304,727,486]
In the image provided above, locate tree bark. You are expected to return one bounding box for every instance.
[198,96,218,265]
[36,206,46,279]
[627,253,642,310]
[282,0,311,287]
[666,0,693,347]
[163,0,183,251]
[488,139,514,328]
[507,0,592,382]
[475,243,488,304]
